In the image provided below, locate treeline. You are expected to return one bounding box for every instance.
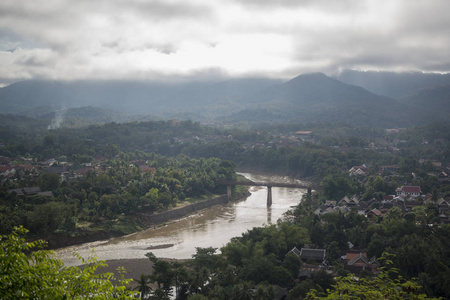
[1,115,449,171]
[0,154,237,236]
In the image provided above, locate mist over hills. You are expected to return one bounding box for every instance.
[0,71,448,128]
[334,69,450,99]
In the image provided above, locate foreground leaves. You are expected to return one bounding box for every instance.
[0,226,137,299]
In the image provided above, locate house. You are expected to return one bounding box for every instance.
[342,252,380,274]
[139,165,156,173]
[349,165,367,176]
[396,186,421,198]
[16,164,37,174]
[8,186,54,197]
[367,208,382,218]
[0,166,16,176]
[0,156,13,165]
[290,247,326,263]
[337,206,351,214]
[44,166,66,175]
[437,198,450,213]
[404,200,423,212]
[438,171,450,184]
[75,166,95,176]
[439,213,450,224]
[314,201,336,215]
[40,158,57,166]
[297,264,326,280]
[339,195,359,206]
[356,201,368,215]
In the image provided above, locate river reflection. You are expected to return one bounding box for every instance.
[55,173,306,266]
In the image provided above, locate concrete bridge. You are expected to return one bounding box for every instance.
[220,180,314,206]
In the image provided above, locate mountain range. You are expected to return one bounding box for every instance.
[1,70,449,128]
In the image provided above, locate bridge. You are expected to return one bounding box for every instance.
[219,180,315,206]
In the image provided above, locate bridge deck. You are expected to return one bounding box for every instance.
[219,180,314,189]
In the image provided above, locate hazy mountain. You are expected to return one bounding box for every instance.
[224,73,410,127]
[0,80,180,115]
[334,69,450,99]
[1,72,448,128]
[0,78,280,118]
[39,106,165,127]
[396,84,450,124]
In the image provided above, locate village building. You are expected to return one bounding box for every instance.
[290,247,326,264]
[8,186,54,197]
[349,165,367,176]
[0,166,16,177]
[341,252,380,275]
[339,195,360,206]
[438,171,450,184]
[366,208,382,218]
[396,186,421,198]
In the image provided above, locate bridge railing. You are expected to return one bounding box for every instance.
[218,180,314,189]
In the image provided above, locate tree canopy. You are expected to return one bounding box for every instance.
[0,226,136,299]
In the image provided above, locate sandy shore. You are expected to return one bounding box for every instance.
[97,258,154,280]
[88,257,187,289]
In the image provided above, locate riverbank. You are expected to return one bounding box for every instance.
[38,189,250,250]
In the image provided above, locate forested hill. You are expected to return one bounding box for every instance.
[221,73,408,127]
[1,71,449,128]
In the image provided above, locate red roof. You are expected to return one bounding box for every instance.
[346,252,367,261]
[368,208,382,216]
[76,167,94,176]
[0,166,14,173]
[402,186,421,193]
[139,165,155,172]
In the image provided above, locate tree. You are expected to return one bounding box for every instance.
[191,247,222,272]
[0,226,136,299]
[146,252,174,297]
[134,274,152,300]
[306,253,439,299]
[39,172,61,191]
[283,251,303,278]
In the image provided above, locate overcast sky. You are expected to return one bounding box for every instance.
[1,0,450,86]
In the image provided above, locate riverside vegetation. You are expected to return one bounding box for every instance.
[1,115,450,298]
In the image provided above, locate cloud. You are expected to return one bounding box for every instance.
[0,0,449,85]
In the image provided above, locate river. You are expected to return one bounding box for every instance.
[55,172,306,266]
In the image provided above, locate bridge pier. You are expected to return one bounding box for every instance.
[267,186,272,206]
[227,186,232,200]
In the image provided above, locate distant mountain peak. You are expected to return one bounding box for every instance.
[289,72,328,81]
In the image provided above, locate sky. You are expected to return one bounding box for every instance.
[1,0,450,86]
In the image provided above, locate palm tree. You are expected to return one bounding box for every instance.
[134,274,152,300]
[151,287,170,300]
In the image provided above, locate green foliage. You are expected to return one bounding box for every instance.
[26,201,76,234]
[307,254,439,299]
[39,172,61,191]
[0,226,136,299]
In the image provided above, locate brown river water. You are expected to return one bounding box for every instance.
[55,173,307,266]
